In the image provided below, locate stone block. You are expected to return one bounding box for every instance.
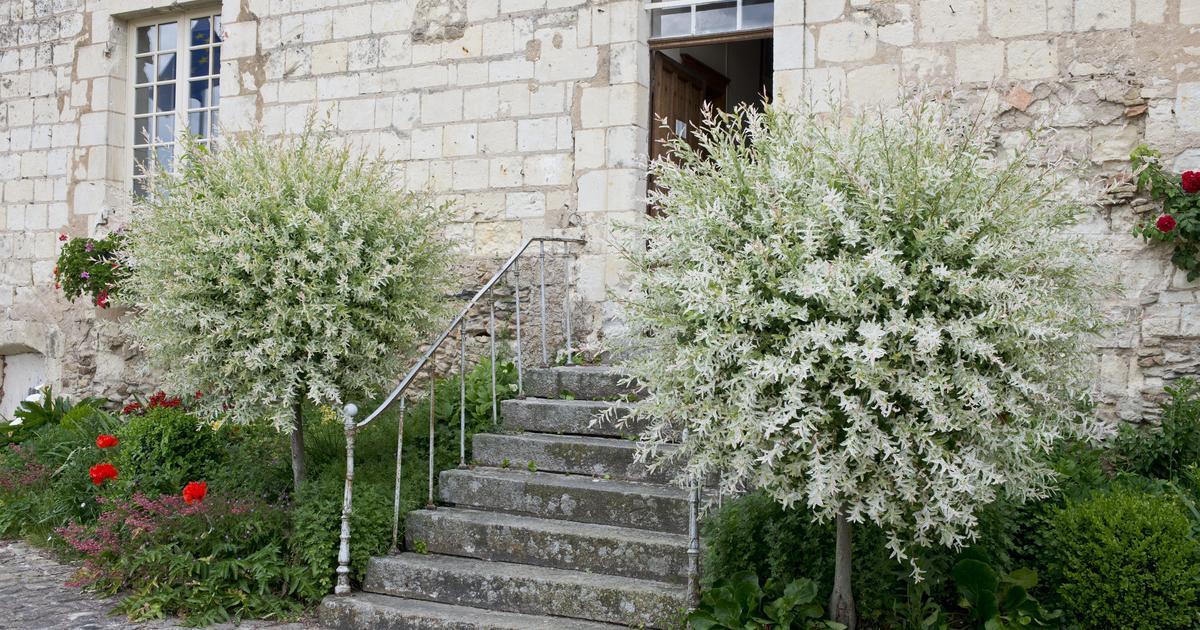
[1175,83,1200,132]
[1134,0,1167,22]
[777,0,845,24]
[1181,0,1200,22]
[818,19,876,63]
[1074,0,1132,30]
[574,128,606,169]
[421,90,464,124]
[902,47,952,81]
[490,157,524,187]
[775,25,816,70]
[988,0,1049,37]
[518,117,560,152]
[1090,123,1140,163]
[918,0,983,42]
[523,153,572,186]
[1007,39,1058,79]
[478,120,517,154]
[411,127,444,159]
[463,86,500,120]
[846,64,900,105]
[443,123,479,157]
[956,42,1005,82]
[878,4,916,46]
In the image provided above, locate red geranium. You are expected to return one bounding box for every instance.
[1182,170,1200,194]
[95,434,118,449]
[58,233,68,241]
[121,401,143,415]
[95,289,109,309]
[147,391,182,409]
[89,463,118,485]
[182,481,207,505]
[1156,214,1178,233]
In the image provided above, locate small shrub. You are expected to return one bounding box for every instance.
[289,474,392,601]
[1114,378,1200,480]
[1046,487,1200,629]
[1,387,106,446]
[687,570,836,630]
[115,407,220,496]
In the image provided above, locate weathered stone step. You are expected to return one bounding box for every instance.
[500,398,640,437]
[524,365,638,400]
[439,467,689,534]
[405,507,689,584]
[473,432,672,483]
[362,554,686,628]
[320,592,626,629]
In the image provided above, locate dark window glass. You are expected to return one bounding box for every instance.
[652,7,691,38]
[742,0,774,29]
[136,25,154,54]
[695,2,737,34]
[135,87,153,114]
[158,21,177,51]
[156,84,176,112]
[189,80,208,109]
[191,17,211,46]
[211,79,220,107]
[134,117,152,145]
[155,145,174,171]
[157,52,176,81]
[155,114,175,143]
[136,58,154,85]
[211,46,221,75]
[190,48,209,79]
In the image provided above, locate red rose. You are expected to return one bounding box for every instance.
[182,481,207,505]
[89,463,118,485]
[1182,171,1200,194]
[121,402,143,415]
[194,391,203,399]
[95,290,110,309]
[1156,214,1177,233]
[95,434,118,449]
[58,234,68,241]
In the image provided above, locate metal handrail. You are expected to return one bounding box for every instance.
[334,236,585,595]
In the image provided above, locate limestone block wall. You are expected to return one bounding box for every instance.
[775,0,1200,420]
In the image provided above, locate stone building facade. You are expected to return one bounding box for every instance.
[1,0,1198,420]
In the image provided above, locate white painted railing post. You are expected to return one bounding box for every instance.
[335,402,359,596]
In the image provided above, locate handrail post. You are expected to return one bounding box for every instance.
[459,318,467,468]
[335,402,359,596]
[390,398,405,552]
[684,428,700,608]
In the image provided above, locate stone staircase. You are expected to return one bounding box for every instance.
[320,366,690,629]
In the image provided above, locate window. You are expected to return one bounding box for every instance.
[129,12,222,196]
[648,0,773,40]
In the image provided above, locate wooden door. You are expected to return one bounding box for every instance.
[649,52,729,213]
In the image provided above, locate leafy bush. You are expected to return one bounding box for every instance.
[1114,378,1200,480]
[1045,487,1200,629]
[58,493,312,625]
[53,231,129,307]
[289,475,392,600]
[950,550,1060,629]
[1,387,106,446]
[115,407,220,496]
[1130,146,1200,281]
[688,571,838,630]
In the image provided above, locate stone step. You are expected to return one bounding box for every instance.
[320,592,626,629]
[473,432,672,483]
[500,398,640,437]
[523,365,639,400]
[439,467,689,534]
[362,554,687,628]
[405,508,689,584]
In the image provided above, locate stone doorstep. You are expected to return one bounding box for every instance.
[522,365,640,401]
[472,431,676,483]
[405,507,689,584]
[361,554,687,628]
[438,466,690,534]
[499,397,641,437]
[319,592,626,630]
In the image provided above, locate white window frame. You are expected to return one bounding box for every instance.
[645,0,774,40]
[125,8,223,196]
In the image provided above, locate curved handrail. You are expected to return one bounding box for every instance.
[354,236,586,429]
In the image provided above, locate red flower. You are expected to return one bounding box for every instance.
[121,402,143,415]
[182,481,207,505]
[194,391,203,399]
[1183,171,1200,194]
[58,234,68,241]
[148,391,182,409]
[95,290,109,309]
[89,463,118,485]
[1156,214,1178,233]
[95,434,118,449]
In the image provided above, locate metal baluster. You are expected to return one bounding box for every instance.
[427,378,435,509]
[539,240,548,366]
[489,299,497,426]
[514,257,524,395]
[390,398,406,552]
[684,428,700,608]
[563,244,573,364]
[335,402,359,596]
[459,319,466,468]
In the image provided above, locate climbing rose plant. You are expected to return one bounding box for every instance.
[611,100,1111,575]
[124,126,450,488]
[1130,145,1200,281]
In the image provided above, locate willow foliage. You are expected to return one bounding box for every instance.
[612,100,1112,573]
[125,128,450,431]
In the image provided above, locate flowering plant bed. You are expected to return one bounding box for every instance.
[1131,145,1200,281]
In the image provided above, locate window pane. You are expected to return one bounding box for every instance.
[136,26,154,54]
[190,48,210,79]
[211,46,221,75]
[211,79,220,107]
[651,7,691,38]
[155,114,175,143]
[742,0,774,29]
[133,147,150,174]
[157,52,176,81]
[210,109,219,134]
[156,84,176,112]
[189,80,208,109]
[134,117,152,145]
[135,87,153,114]
[190,110,210,138]
[132,177,147,198]
[136,57,154,85]
[158,21,177,51]
[155,145,174,171]
[191,17,211,47]
[695,2,737,34]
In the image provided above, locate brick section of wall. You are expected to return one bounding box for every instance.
[775,0,1200,420]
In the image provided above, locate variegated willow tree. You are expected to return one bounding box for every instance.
[125,126,450,492]
[611,99,1111,628]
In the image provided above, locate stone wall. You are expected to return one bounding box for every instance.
[1,0,1198,420]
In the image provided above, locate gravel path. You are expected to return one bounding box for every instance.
[0,540,318,630]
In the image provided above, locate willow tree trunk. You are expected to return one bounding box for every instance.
[829,511,857,630]
[290,399,307,492]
